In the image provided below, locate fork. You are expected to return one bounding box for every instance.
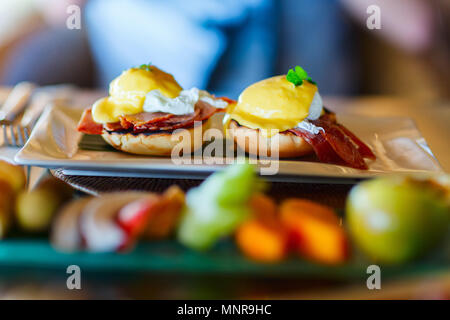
[0,82,35,147]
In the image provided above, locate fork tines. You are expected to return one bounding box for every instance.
[2,123,30,147]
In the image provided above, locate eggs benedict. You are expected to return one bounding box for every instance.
[77,64,231,156]
[225,66,375,169]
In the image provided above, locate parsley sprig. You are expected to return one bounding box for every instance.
[286,66,316,86]
[136,63,153,72]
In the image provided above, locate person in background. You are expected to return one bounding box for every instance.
[0,0,93,87]
[342,0,449,100]
[83,0,358,96]
[0,0,359,96]
[0,0,448,100]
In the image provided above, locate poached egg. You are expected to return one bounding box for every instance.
[91,66,182,124]
[225,75,323,137]
[91,66,227,124]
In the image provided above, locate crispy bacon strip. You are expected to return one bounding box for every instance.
[104,122,124,132]
[198,100,221,119]
[289,113,374,170]
[320,109,375,160]
[77,109,103,135]
[120,112,174,129]
[130,100,217,132]
[289,129,344,165]
[132,108,201,132]
[312,119,368,170]
[153,109,201,126]
[77,99,224,135]
[336,123,376,159]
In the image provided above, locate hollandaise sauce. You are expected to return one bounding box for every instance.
[225,75,321,137]
[92,67,182,124]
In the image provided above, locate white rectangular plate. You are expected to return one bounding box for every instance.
[15,105,443,182]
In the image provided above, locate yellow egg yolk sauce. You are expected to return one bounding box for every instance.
[92,67,182,124]
[226,75,317,137]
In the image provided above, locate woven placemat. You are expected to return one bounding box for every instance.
[52,169,354,209]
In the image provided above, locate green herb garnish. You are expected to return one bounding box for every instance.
[286,66,316,86]
[306,76,316,85]
[137,63,153,72]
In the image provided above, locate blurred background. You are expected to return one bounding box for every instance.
[0,0,448,100]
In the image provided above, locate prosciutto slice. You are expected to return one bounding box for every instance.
[77,109,103,135]
[77,100,222,135]
[335,123,376,159]
[120,112,174,129]
[104,122,124,132]
[290,112,374,170]
[131,100,218,132]
[289,128,344,165]
[193,99,220,123]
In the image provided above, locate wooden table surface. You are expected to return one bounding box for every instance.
[0,90,449,299]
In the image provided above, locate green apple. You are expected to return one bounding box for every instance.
[346,176,449,264]
[15,177,73,232]
[178,163,264,251]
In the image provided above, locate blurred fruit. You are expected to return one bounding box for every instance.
[281,199,340,224]
[346,176,450,264]
[15,177,73,232]
[144,186,185,239]
[178,163,262,251]
[0,160,26,193]
[280,199,349,264]
[118,194,160,238]
[80,192,148,252]
[236,193,288,262]
[16,189,59,232]
[236,220,288,263]
[51,197,91,252]
[249,193,278,225]
[117,186,185,242]
[37,177,73,200]
[0,180,14,238]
